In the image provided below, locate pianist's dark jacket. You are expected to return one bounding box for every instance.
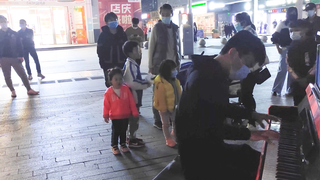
[176,56,255,178]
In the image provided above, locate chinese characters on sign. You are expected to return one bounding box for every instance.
[110,3,132,30]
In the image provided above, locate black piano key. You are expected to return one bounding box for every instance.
[276,171,302,179]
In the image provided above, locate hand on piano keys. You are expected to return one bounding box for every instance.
[251,112,281,129]
[250,130,280,142]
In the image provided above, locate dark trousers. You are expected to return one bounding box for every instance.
[23,47,41,75]
[291,80,308,106]
[240,71,258,111]
[103,69,110,88]
[179,142,260,180]
[111,118,129,146]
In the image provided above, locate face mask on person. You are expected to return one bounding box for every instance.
[307,10,315,17]
[0,22,7,29]
[290,31,301,40]
[233,22,243,32]
[229,65,250,80]
[20,24,26,28]
[171,69,178,78]
[108,21,118,29]
[161,17,171,25]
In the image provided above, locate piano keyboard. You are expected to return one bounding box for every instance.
[261,120,303,180]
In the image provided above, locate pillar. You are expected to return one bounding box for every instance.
[252,0,259,26]
[296,0,304,19]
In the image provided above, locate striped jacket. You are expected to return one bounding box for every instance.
[123,58,150,106]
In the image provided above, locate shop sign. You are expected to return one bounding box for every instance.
[128,0,140,2]
[268,8,287,13]
[111,3,132,26]
[98,0,141,30]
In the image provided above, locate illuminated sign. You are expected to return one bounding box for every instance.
[192,2,206,8]
[272,9,277,13]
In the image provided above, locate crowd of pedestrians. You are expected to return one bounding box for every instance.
[0,15,40,97]
[97,2,320,180]
[1,2,320,180]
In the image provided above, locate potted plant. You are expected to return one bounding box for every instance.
[212,29,219,38]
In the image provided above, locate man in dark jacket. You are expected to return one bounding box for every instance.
[0,15,38,97]
[97,12,127,87]
[18,19,45,80]
[304,3,320,44]
[287,20,317,105]
[175,31,280,180]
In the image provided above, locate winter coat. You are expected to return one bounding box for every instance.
[153,75,181,112]
[0,28,23,58]
[123,58,150,105]
[97,25,127,70]
[148,21,181,75]
[103,85,139,120]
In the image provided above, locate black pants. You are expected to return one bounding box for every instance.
[179,142,260,180]
[23,47,41,75]
[111,118,129,146]
[240,71,258,111]
[103,69,110,87]
[291,80,309,106]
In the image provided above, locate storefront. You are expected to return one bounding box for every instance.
[0,0,93,45]
[257,0,319,35]
[171,2,216,37]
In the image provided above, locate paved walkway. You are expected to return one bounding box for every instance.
[0,44,292,179]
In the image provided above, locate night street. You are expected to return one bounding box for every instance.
[0,42,294,179]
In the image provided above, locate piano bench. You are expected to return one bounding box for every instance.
[153,155,184,180]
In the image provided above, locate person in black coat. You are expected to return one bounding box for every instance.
[97,12,127,87]
[18,19,45,80]
[287,20,317,105]
[175,31,280,180]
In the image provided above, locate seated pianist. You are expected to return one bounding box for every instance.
[175,31,280,180]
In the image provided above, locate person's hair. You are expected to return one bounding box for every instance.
[108,67,123,81]
[289,19,313,37]
[220,30,266,66]
[159,60,176,81]
[132,18,139,24]
[235,12,256,30]
[20,19,26,23]
[159,4,173,15]
[104,12,118,23]
[122,41,139,58]
[0,15,7,21]
[285,7,298,26]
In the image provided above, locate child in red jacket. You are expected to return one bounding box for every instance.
[103,67,139,155]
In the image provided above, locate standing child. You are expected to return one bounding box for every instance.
[122,41,151,148]
[103,67,139,155]
[153,60,182,147]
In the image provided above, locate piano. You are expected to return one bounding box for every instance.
[256,45,320,180]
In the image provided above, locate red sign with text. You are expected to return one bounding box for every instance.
[98,0,141,31]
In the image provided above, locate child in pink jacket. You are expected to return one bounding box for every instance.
[103,67,139,155]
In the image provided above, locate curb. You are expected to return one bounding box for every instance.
[35,44,96,51]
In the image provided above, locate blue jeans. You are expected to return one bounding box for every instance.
[272,48,292,94]
[24,47,42,75]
